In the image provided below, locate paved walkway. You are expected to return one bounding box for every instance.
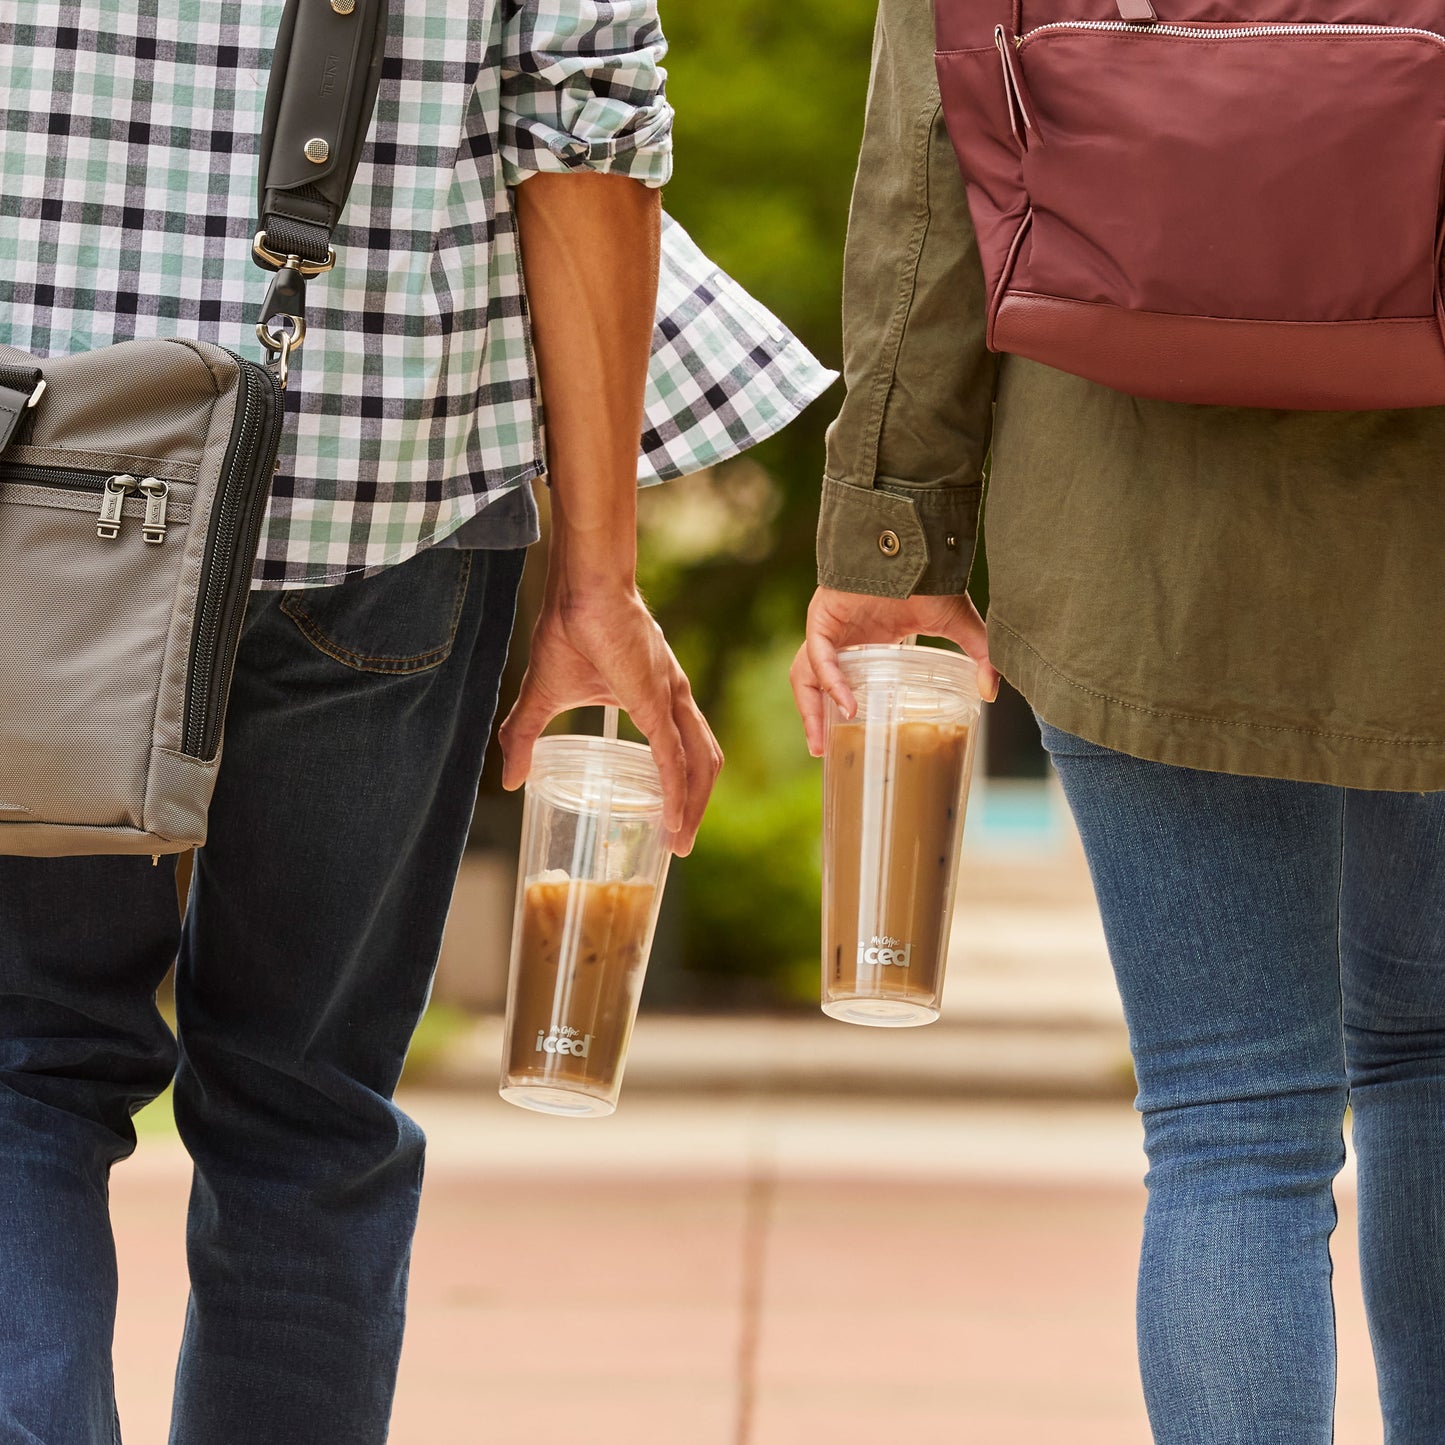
[112,1093,1384,1444]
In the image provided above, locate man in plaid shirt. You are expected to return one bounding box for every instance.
[0,4,830,1440]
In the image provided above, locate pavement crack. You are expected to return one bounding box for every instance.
[733,1153,775,1445]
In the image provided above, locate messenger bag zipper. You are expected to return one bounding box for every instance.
[180,355,284,761]
[0,463,172,542]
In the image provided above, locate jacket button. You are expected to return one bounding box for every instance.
[878,529,901,557]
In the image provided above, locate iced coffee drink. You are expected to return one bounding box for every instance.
[499,732,671,1116]
[825,718,972,1007]
[821,646,981,1027]
[505,872,657,1097]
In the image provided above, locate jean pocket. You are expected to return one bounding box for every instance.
[279,548,472,674]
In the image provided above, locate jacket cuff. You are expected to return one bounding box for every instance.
[816,477,980,599]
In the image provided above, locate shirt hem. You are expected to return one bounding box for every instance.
[250,463,546,591]
[991,616,1445,794]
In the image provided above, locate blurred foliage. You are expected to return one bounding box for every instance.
[644,0,874,708]
[668,632,825,1005]
[633,2,877,1004]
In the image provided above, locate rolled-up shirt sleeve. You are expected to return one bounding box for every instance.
[501,1,674,189]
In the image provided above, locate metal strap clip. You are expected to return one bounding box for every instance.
[256,314,307,389]
[254,239,319,387]
[252,231,336,276]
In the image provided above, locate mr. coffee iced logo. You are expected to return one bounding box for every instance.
[535,1023,593,1058]
[858,934,912,968]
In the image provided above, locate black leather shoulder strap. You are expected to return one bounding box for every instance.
[250,0,390,382]
[256,0,390,268]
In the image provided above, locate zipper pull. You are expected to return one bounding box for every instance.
[1115,0,1158,20]
[995,26,1042,152]
[139,478,170,544]
[96,474,138,539]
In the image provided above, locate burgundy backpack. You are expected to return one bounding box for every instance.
[933,2,1445,409]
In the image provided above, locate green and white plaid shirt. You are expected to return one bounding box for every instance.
[0,2,833,588]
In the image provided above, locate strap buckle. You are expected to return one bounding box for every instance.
[252,230,336,276]
[256,315,307,389]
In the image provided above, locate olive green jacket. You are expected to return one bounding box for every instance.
[818,0,1445,791]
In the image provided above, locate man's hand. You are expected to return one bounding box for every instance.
[790,587,1000,757]
[498,584,722,856]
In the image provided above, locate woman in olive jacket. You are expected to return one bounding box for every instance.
[792,0,1445,1440]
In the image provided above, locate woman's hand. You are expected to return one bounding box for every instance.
[790,587,1000,757]
[498,583,723,856]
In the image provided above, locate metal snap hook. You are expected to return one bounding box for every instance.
[256,314,307,389]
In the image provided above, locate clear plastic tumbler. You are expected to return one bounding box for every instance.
[821,644,982,1027]
[499,733,671,1117]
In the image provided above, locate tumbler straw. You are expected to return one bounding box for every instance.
[597,706,619,878]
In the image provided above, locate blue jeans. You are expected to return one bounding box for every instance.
[0,544,524,1445]
[1039,719,1445,1444]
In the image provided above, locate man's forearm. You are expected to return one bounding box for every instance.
[514,172,661,598]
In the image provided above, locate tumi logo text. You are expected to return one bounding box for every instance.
[858,935,912,968]
[535,1024,593,1058]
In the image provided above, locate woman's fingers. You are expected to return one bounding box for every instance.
[789,643,829,757]
[940,596,1000,702]
[805,621,857,721]
[795,589,1005,760]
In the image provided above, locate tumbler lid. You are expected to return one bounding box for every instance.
[835,643,982,721]
[528,735,665,815]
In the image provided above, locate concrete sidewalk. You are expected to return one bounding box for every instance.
[112,1093,1384,1444]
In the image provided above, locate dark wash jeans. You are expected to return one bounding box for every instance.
[1039,719,1445,1445]
[0,543,525,1445]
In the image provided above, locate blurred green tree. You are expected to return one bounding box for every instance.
[647,0,873,705]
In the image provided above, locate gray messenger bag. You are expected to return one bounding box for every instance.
[0,0,388,859]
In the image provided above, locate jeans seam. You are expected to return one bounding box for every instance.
[1330,788,1347,1445]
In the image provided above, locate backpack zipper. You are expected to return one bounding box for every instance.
[1020,21,1445,47]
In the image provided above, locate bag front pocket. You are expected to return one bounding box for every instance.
[0,470,193,828]
[1010,23,1445,322]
